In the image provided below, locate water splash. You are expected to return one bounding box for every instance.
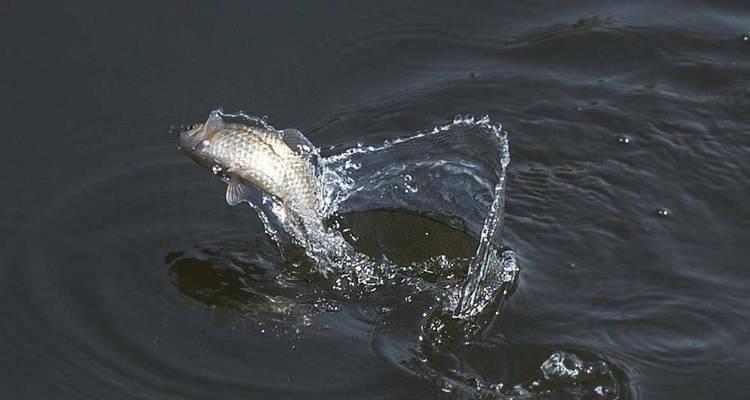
[321,114,518,320]
[200,110,518,323]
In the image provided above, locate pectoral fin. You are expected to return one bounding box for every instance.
[226,177,256,206]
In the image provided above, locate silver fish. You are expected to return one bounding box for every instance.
[179,110,323,217]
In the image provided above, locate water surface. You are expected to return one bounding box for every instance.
[2,1,749,399]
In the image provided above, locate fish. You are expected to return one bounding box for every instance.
[179,110,324,220]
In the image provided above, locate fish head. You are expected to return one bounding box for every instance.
[178,123,204,148]
[178,123,214,170]
[178,110,226,171]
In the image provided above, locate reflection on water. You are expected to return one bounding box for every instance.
[166,243,303,317]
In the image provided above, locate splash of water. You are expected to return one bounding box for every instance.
[210,111,518,322]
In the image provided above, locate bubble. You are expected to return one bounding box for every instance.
[656,207,671,217]
[742,32,749,42]
[616,135,631,144]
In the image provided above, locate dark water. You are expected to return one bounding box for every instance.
[3,1,749,399]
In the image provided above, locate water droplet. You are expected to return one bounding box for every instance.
[742,32,749,42]
[656,207,671,217]
[512,385,531,397]
[616,135,631,144]
[567,262,577,269]
[541,352,583,380]
[440,382,454,393]
[402,174,418,193]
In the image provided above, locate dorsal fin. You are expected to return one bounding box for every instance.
[281,128,314,152]
[204,110,226,135]
[282,128,321,177]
